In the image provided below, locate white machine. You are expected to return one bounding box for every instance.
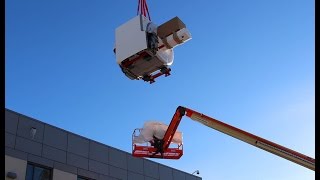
[114,15,191,83]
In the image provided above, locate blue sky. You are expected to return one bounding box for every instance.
[5,0,315,179]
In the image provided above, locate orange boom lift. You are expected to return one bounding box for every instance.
[132,106,315,171]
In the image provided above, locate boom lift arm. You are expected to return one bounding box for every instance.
[132,106,315,171]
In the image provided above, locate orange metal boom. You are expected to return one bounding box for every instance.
[160,106,315,171]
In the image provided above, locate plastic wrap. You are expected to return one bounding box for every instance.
[156,49,174,66]
[133,121,182,144]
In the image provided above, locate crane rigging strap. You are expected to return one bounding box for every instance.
[137,0,151,21]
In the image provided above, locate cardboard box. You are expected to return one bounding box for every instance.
[157,16,186,39]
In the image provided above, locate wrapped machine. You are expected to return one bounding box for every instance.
[114,15,191,83]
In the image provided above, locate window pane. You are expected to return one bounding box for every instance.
[26,164,52,180]
[33,167,51,180]
[25,164,34,180]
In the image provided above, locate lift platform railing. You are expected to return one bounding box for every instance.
[132,128,183,159]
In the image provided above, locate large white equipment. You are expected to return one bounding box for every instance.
[114,15,191,83]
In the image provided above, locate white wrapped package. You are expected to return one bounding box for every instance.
[156,49,174,66]
[133,121,182,144]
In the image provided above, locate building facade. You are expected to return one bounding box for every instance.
[5,108,202,180]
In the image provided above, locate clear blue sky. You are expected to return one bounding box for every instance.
[5,0,315,179]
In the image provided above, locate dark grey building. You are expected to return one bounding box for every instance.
[5,108,202,180]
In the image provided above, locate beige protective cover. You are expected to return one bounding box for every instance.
[133,121,182,144]
[157,16,186,39]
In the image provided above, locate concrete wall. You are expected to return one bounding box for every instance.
[5,108,201,180]
[5,155,27,180]
[53,169,77,180]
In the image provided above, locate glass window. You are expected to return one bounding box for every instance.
[25,163,52,180]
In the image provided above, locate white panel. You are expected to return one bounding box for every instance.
[115,15,150,64]
[5,155,27,180]
[53,169,77,180]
